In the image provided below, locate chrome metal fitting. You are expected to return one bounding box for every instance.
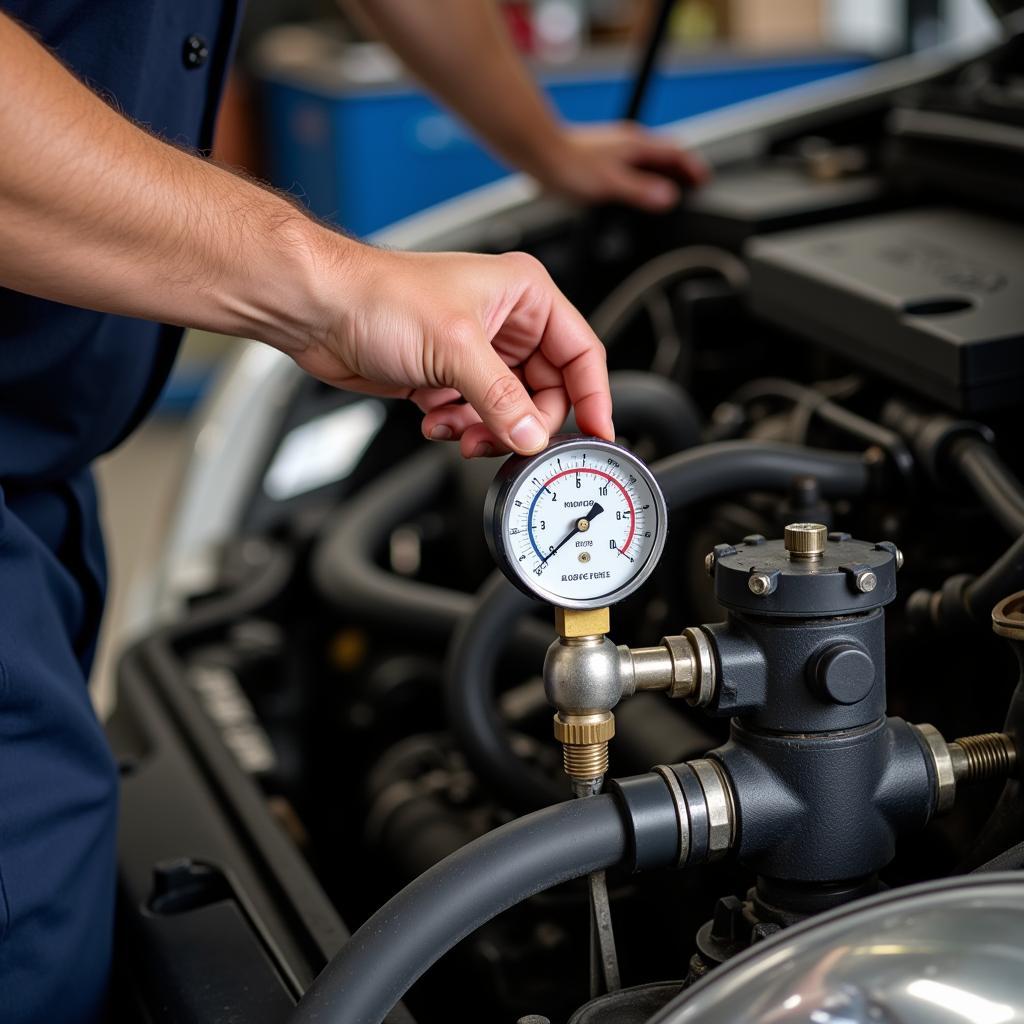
[690,759,736,858]
[653,765,691,867]
[683,627,716,707]
[615,630,715,705]
[652,759,737,868]
[543,635,626,715]
[949,732,1016,784]
[914,722,1017,815]
[914,723,956,814]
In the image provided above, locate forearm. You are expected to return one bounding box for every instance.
[0,14,344,354]
[344,0,567,179]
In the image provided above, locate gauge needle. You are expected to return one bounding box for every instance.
[540,502,604,563]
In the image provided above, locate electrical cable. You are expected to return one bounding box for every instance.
[950,437,1024,537]
[287,794,628,1024]
[623,0,678,121]
[588,247,748,349]
[726,377,912,480]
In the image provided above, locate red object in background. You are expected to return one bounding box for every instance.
[501,2,535,52]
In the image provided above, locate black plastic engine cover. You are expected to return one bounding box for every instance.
[746,207,1024,412]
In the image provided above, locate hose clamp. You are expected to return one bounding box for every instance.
[689,758,736,858]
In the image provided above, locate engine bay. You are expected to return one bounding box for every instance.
[109,30,1024,1024]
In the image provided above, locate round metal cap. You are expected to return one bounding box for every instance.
[784,522,827,558]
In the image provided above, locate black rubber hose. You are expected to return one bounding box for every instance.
[907,533,1024,633]
[950,438,1024,537]
[446,572,567,810]
[570,371,702,453]
[652,440,871,508]
[445,439,870,813]
[312,448,460,633]
[965,533,1024,622]
[882,399,1023,536]
[728,377,913,481]
[288,794,628,1024]
[311,447,549,650]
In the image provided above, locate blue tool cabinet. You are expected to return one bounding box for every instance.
[257,37,871,236]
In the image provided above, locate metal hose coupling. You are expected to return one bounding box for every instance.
[609,758,738,873]
[544,608,717,783]
[913,723,1018,814]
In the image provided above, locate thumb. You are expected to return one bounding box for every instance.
[456,343,549,455]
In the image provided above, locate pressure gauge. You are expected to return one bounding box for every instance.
[485,436,668,610]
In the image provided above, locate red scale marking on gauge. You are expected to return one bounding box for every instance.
[535,468,636,556]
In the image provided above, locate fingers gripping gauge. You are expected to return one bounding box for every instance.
[485,436,668,610]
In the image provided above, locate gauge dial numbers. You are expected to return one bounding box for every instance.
[485,437,668,609]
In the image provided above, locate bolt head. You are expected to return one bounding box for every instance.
[855,570,878,593]
[748,572,775,596]
[874,540,904,572]
[704,551,715,576]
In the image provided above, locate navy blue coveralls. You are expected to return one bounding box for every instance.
[0,4,239,1020]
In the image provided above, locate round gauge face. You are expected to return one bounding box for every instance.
[486,437,668,609]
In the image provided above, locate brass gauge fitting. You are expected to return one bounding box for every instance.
[551,607,615,785]
[554,711,616,781]
[784,522,827,561]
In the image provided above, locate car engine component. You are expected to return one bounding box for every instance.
[110,13,1024,1024]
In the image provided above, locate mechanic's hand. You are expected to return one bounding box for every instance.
[533,122,709,212]
[294,246,613,458]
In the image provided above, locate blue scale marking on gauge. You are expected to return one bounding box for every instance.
[527,480,549,563]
